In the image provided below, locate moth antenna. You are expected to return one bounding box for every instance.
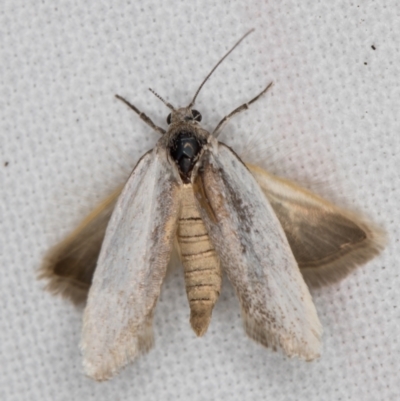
[149,88,175,110]
[188,28,255,108]
[115,94,166,135]
[213,82,273,138]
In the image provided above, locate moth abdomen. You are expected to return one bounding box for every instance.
[178,184,221,337]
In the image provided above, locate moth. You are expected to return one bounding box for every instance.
[40,30,386,381]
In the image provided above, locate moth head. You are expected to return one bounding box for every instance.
[166,107,202,126]
[148,88,203,128]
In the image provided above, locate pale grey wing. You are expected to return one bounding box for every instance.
[247,164,386,288]
[194,143,322,360]
[39,185,123,304]
[81,147,181,381]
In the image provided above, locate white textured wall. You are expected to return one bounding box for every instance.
[1,1,399,400]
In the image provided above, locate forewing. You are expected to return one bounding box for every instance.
[247,164,386,287]
[194,143,322,360]
[39,185,123,304]
[81,147,181,381]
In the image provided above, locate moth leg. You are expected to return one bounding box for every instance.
[213,82,273,138]
[115,94,166,135]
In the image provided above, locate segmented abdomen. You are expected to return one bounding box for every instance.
[178,184,221,336]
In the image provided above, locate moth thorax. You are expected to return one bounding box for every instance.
[170,131,205,183]
[178,184,221,336]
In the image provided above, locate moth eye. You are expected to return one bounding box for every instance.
[192,109,202,122]
[166,113,172,124]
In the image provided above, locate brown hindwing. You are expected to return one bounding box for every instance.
[39,186,123,304]
[247,164,386,287]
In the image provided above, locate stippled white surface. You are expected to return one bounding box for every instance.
[1,1,399,400]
